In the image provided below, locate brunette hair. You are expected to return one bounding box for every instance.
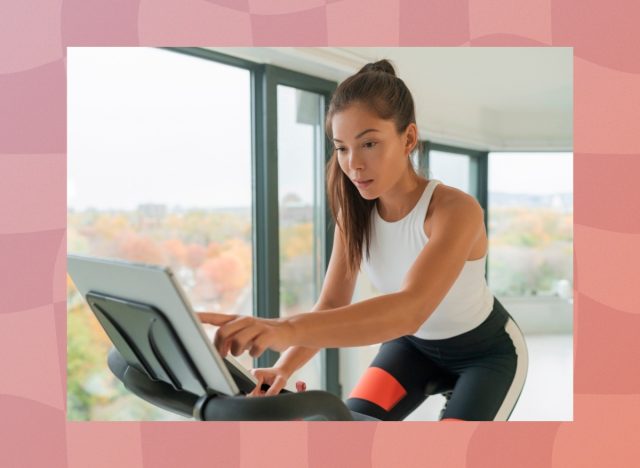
[325,59,421,276]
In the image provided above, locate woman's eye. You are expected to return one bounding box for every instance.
[335,142,376,153]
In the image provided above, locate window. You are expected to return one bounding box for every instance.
[424,143,486,202]
[430,150,472,194]
[487,152,573,298]
[67,47,253,420]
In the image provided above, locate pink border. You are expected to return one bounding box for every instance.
[1,0,639,466]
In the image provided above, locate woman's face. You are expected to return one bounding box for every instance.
[331,102,415,200]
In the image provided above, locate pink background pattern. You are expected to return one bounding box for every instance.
[1,0,638,466]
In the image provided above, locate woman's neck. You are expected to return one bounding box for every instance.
[376,171,427,222]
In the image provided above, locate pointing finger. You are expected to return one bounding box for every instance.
[198,312,237,326]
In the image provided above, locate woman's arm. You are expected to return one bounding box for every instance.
[287,195,485,348]
[288,291,420,347]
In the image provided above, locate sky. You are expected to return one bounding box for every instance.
[488,153,572,194]
[430,151,573,195]
[67,47,572,212]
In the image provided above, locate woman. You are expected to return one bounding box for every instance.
[200,59,528,421]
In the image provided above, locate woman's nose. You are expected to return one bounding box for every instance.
[348,151,365,171]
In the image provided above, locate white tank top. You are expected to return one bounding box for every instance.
[361,179,494,339]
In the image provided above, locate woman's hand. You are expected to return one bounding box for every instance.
[198,312,297,359]
[249,367,307,397]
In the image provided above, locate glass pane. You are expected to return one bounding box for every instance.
[67,47,253,420]
[429,150,471,194]
[488,153,573,298]
[277,85,323,392]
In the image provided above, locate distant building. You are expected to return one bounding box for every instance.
[280,192,313,226]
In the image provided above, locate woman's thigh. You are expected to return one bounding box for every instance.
[441,317,528,421]
[345,336,455,421]
[441,356,515,420]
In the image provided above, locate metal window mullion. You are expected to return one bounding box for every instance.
[476,153,489,280]
[421,140,431,177]
[465,151,489,279]
[313,101,325,302]
[319,95,341,398]
[254,66,281,369]
[475,152,489,228]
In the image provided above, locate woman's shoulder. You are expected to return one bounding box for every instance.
[422,181,483,238]
[426,181,487,259]
[430,181,481,214]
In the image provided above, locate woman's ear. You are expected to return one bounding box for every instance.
[405,123,418,155]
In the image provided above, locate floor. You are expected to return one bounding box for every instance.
[405,333,573,421]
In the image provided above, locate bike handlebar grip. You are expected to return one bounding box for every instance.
[194,390,354,421]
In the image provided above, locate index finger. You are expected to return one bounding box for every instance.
[197,312,237,326]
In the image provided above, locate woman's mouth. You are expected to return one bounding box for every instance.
[354,179,373,189]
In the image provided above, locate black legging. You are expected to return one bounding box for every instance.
[345,297,528,421]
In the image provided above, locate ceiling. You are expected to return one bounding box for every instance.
[208,47,573,152]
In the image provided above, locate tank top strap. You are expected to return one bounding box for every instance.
[412,179,441,232]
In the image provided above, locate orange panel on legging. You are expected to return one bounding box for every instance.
[348,367,407,411]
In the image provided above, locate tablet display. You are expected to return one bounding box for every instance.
[67,254,257,396]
